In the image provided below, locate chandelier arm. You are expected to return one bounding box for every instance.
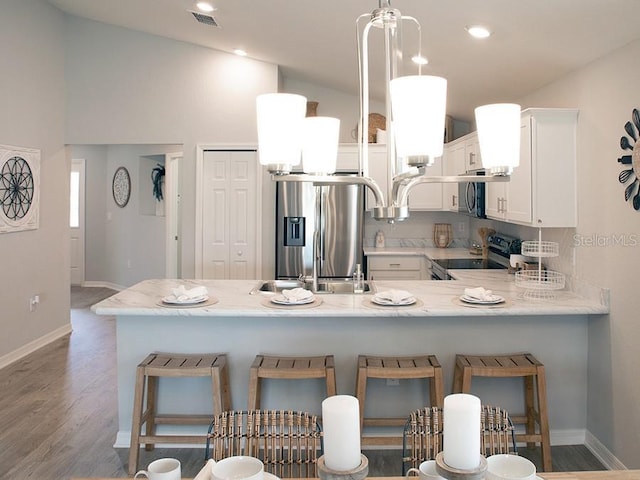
[357,15,374,178]
[271,174,386,208]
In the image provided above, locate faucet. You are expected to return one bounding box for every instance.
[311,229,320,292]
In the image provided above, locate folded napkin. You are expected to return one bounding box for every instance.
[170,285,208,301]
[464,287,493,301]
[282,287,314,301]
[193,459,215,480]
[374,289,413,304]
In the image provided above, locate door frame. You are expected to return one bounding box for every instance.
[195,144,262,279]
[165,152,182,278]
[70,158,86,285]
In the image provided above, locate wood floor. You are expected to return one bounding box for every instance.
[0,286,605,479]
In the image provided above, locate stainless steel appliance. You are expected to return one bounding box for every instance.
[430,233,520,280]
[276,175,364,279]
[458,170,486,218]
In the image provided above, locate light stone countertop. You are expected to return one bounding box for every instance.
[364,246,479,260]
[92,271,609,318]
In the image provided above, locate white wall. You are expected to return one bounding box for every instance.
[0,0,68,365]
[64,15,279,279]
[514,38,640,468]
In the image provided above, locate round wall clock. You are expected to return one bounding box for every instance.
[617,108,640,210]
[112,166,131,208]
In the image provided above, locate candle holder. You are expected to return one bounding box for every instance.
[317,454,368,480]
[435,452,487,480]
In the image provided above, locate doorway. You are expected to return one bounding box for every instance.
[70,158,85,285]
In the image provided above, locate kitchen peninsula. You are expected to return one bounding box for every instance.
[93,271,608,448]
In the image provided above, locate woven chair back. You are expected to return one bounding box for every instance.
[402,405,516,474]
[206,410,322,478]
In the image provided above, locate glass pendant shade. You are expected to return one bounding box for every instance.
[301,116,341,174]
[256,93,307,170]
[390,75,447,165]
[475,103,521,174]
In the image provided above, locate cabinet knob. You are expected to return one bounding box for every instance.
[237,251,243,256]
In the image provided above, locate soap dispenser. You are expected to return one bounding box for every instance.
[375,230,385,248]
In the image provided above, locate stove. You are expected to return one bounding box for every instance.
[430,232,520,280]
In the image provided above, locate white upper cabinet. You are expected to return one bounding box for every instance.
[486,108,578,227]
[464,133,482,171]
[408,155,443,210]
[443,138,466,211]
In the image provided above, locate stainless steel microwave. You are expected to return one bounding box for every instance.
[458,170,486,218]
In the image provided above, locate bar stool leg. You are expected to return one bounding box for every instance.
[536,365,552,472]
[326,362,337,397]
[145,375,158,452]
[247,366,260,410]
[524,375,536,448]
[129,366,146,475]
[430,370,445,407]
[355,356,367,430]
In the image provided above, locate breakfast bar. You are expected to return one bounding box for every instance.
[92,274,608,448]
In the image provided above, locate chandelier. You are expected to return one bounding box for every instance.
[256,1,520,223]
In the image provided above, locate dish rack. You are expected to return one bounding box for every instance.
[515,230,565,299]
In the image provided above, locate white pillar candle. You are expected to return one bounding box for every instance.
[322,395,362,471]
[443,393,481,470]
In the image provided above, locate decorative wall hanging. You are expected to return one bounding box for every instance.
[617,108,640,210]
[112,166,131,208]
[0,144,40,233]
[151,164,165,201]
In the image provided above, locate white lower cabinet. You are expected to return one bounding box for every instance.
[367,255,426,280]
[486,108,578,227]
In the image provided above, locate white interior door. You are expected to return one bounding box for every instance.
[202,150,258,279]
[70,159,85,285]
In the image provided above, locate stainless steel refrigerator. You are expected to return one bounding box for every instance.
[276,176,364,279]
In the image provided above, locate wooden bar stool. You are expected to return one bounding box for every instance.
[247,354,337,410]
[452,352,552,472]
[129,352,231,475]
[355,354,444,447]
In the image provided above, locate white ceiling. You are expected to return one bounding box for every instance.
[48,0,640,122]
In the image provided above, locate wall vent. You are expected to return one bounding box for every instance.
[190,11,220,27]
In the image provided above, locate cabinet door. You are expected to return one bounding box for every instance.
[464,133,482,171]
[365,146,388,210]
[408,156,443,210]
[505,119,533,224]
[443,141,466,211]
[486,181,506,220]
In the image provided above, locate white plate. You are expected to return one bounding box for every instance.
[371,295,416,306]
[271,294,315,305]
[162,295,209,305]
[459,294,504,305]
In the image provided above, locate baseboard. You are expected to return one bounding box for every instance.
[0,323,72,371]
[584,430,627,470]
[81,280,125,291]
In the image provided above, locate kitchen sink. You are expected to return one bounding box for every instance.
[251,279,375,295]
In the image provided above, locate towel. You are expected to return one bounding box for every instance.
[282,287,314,302]
[374,289,413,304]
[193,459,215,480]
[170,285,208,301]
[463,287,493,301]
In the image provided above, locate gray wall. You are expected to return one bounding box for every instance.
[0,0,68,363]
[64,14,279,280]
[514,38,640,469]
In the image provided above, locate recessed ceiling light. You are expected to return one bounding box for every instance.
[233,49,247,57]
[465,25,492,39]
[196,2,215,13]
[411,55,429,65]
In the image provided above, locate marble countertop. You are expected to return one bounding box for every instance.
[364,246,479,260]
[92,270,609,318]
